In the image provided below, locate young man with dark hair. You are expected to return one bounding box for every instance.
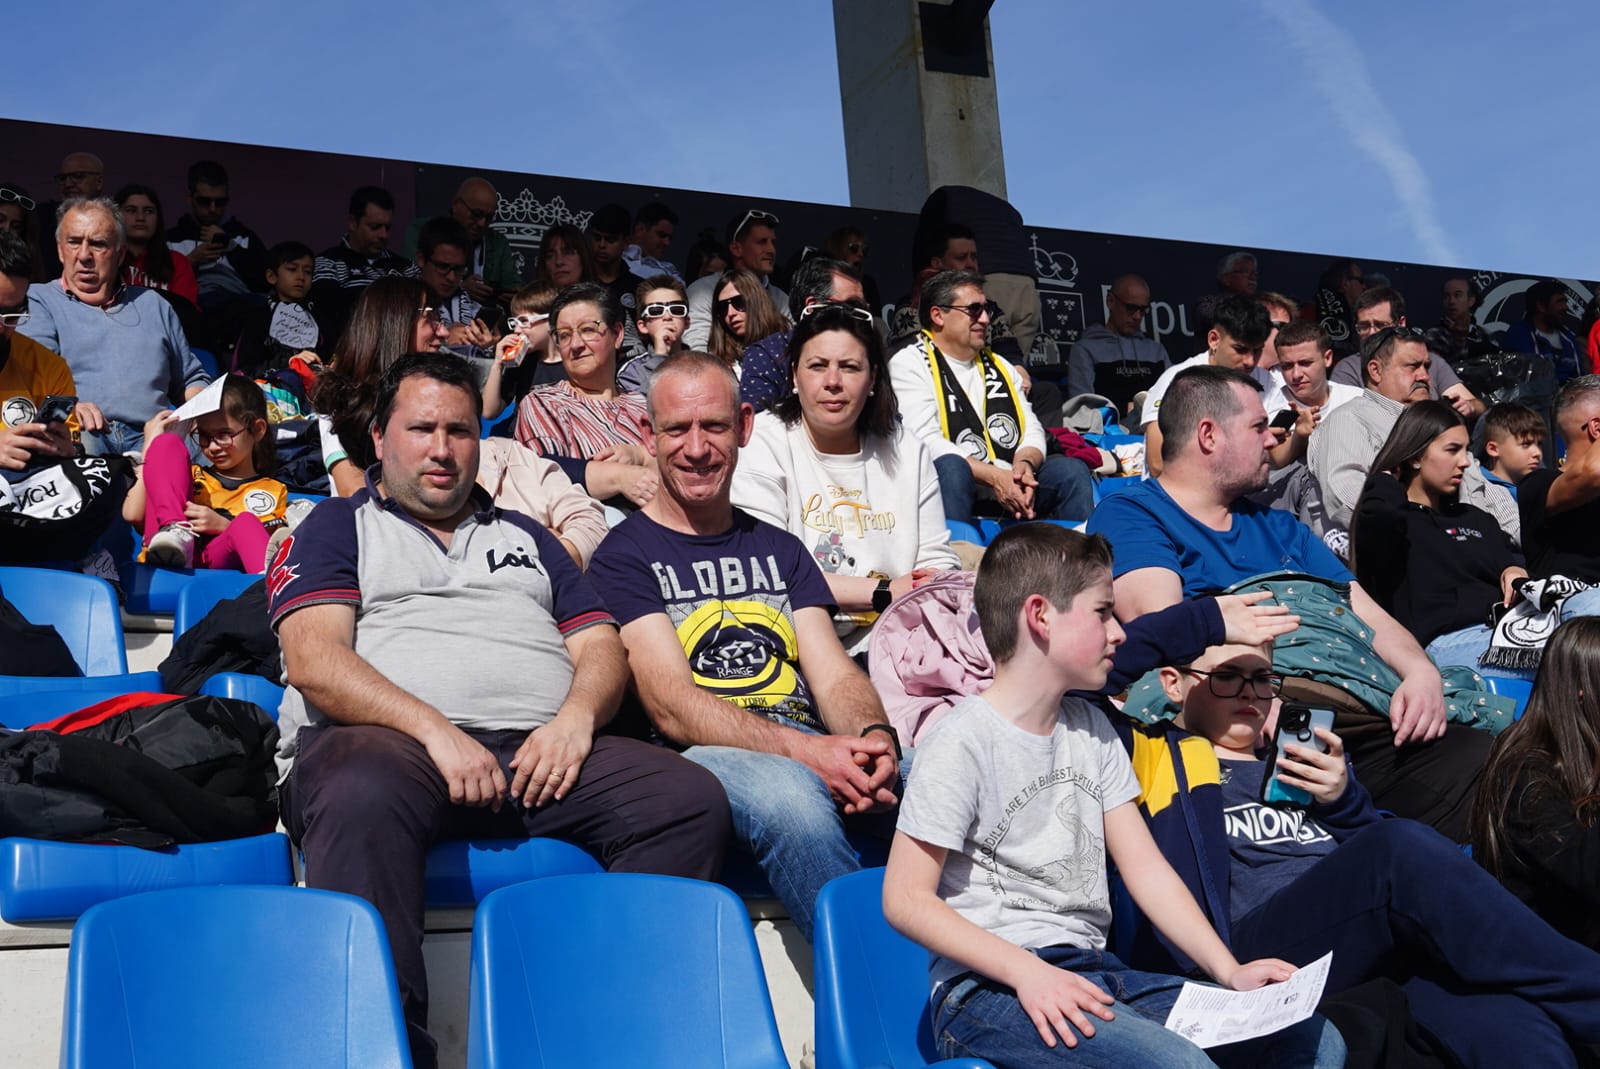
[683,207,787,349]
[401,176,522,305]
[414,217,494,371]
[311,185,417,339]
[1503,279,1584,381]
[623,201,680,281]
[165,159,268,317]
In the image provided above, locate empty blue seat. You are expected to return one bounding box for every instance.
[118,559,197,615]
[174,569,262,635]
[422,837,602,909]
[0,566,126,676]
[1094,475,1142,502]
[61,884,411,1069]
[198,671,286,719]
[469,873,788,1069]
[1483,674,1534,718]
[0,832,292,923]
[813,868,994,1069]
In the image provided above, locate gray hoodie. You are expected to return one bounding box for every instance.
[1066,324,1171,411]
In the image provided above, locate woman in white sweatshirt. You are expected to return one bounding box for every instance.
[732,302,959,657]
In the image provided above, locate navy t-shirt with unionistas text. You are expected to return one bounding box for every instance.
[1217,757,1337,922]
[589,508,836,733]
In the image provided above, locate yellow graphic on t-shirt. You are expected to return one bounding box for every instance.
[676,598,814,718]
[801,486,898,539]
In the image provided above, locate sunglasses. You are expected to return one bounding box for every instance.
[640,301,689,320]
[800,301,874,325]
[715,294,747,316]
[427,258,469,278]
[0,188,36,212]
[193,195,230,209]
[1114,296,1151,314]
[0,305,30,328]
[734,209,779,237]
[846,241,868,255]
[507,312,549,332]
[55,170,101,183]
[936,302,991,321]
[416,306,443,326]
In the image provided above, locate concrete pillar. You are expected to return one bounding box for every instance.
[833,0,1007,213]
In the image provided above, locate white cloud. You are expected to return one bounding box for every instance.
[1255,0,1461,265]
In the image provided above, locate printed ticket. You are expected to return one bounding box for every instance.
[1163,951,1331,1049]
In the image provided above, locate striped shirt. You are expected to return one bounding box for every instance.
[514,381,649,458]
[311,238,417,291]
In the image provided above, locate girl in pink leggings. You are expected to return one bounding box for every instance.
[123,375,288,572]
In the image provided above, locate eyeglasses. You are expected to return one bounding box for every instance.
[416,306,443,326]
[734,209,779,237]
[640,302,689,320]
[55,170,101,183]
[193,195,230,209]
[936,302,991,321]
[195,425,247,448]
[1113,295,1151,315]
[0,305,29,328]
[1181,667,1284,698]
[427,258,469,278]
[0,188,35,212]
[454,198,494,223]
[715,294,747,316]
[800,300,874,325]
[554,321,611,349]
[507,312,549,332]
[846,241,868,255]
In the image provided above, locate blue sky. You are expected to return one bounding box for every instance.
[6,0,1594,279]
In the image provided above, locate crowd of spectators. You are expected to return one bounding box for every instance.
[10,145,1600,1069]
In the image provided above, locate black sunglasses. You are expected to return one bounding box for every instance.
[715,294,747,315]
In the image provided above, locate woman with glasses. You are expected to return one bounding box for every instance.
[513,282,657,512]
[707,268,785,375]
[1352,400,1528,679]
[732,304,958,657]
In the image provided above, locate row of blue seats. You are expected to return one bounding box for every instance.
[61,868,972,1069]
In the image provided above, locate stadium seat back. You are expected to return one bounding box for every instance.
[813,868,995,1069]
[174,569,263,635]
[0,566,126,676]
[468,873,787,1069]
[61,884,411,1068]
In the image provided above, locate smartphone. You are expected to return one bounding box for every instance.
[1260,702,1335,807]
[38,395,76,424]
[1269,408,1298,431]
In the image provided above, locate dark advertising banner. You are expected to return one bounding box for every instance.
[6,115,1593,360]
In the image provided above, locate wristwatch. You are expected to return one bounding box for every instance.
[871,578,893,613]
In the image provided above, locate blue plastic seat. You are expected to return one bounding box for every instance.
[0,677,169,728]
[198,671,286,719]
[1094,475,1142,502]
[119,559,197,615]
[0,566,126,676]
[944,519,986,545]
[61,884,411,1069]
[1483,674,1534,719]
[0,832,292,922]
[174,569,262,635]
[423,837,602,909]
[813,869,995,1069]
[469,873,788,1069]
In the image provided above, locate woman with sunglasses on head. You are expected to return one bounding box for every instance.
[1351,399,1528,677]
[707,268,785,376]
[0,183,45,279]
[732,304,958,658]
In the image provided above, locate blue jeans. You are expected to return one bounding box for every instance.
[934,946,1344,1069]
[1424,624,1535,684]
[1561,586,1600,622]
[934,452,1094,526]
[80,419,145,457]
[680,739,907,941]
[1230,819,1600,1068]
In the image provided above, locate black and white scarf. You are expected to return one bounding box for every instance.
[920,331,1024,463]
[1482,575,1589,670]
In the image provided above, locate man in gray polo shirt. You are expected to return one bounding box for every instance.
[268,351,729,1069]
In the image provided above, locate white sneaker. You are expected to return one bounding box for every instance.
[146,521,197,570]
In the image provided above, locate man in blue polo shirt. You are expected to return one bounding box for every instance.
[268,351,729,1069]
[1087,364,1491,839]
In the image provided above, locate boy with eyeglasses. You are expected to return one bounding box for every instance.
[618,276,689,395]
[1122,637,1600,1069]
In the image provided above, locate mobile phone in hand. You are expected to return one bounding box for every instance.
[1260,702,1334,807]
[38,394,77,424]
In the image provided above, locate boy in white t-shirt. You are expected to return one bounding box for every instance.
[883,524,1344,1068]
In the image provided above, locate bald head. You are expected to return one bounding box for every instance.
[57,152,104,199]
[1107,274,1151,336]
[451,177,498,240]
